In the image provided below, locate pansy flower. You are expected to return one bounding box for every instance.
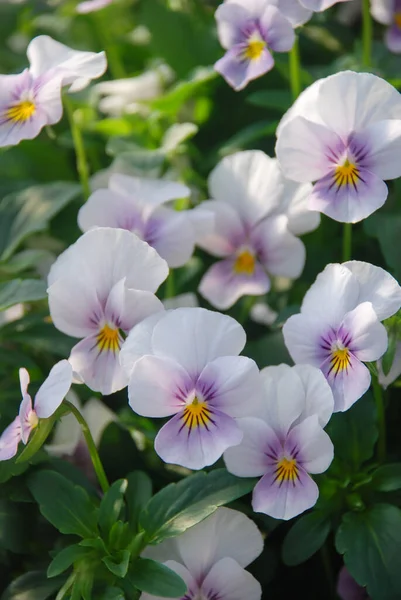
[195,150,318,309]
[47,227,168,396]
[76,0,113,13]
[224,364,334,520]
[0,360,73,461]
[141,507,263,600]
[120,307,263,469]
[78,174,212,268]
[214,0,295,91]
[283,261,401,411]
[371,0,401,54]
[276,71,401,223]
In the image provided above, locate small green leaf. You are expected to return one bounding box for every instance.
[0,279,46,311]
[372,463,401,492]
[126,470,153,533]
[47,544,89,578]
[0,499,25,553]
[101,587,125,600]
[102,549,131,578]
[140,468,256,544]
[108,520,131,551]
[28,470,98,538]
[98,479,127,538]
[282,511,331,566]
[130,558,187,598]
[0,571,66,600]
[336,504,401,599]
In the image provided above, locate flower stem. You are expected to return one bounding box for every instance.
[165,270,175,299]
[372,376,386,462]
[362,0,372,68]
[289,36,302,101]
[64,400,110,493]
[342,223,352,262]
[64,96,91,201]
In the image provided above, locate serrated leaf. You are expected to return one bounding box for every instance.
[282,511,331,566]
[98,479,127,538]
[28,470,98,538]
[47,544,89,578]
[372,464,401,492]
[140,468,256,544]
[129,558,187,598]
[0,279,46,311]
[336,504,401,599]
[126,470,153,533]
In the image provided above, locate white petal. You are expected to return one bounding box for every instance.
[259,365,306,435]
[283,312,327,366]
[278,179,320,235]
[194,200,245,258]
[343,302,388,362]
[288,415,334,473]
[34,360,73,419]
[202,557,262,600]
[371,0,393,24]
[276,77,324,137]
[292,364,334,427]
[208,151,284,226]
[119,311,166,376]
[77,189,133,231]
[224,416,273,477]
[343,260,401,321]
[215,1,251,49]
[361,119,401,180]
[120,289,164,332]
[270,0,312,26]
[109,173,190,213]
[19,367,30,398]
[149,207,196,268]
[378,342,401,388]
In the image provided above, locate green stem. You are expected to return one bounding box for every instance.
[362,0,372,68]
[289,36,302,100]
[94,12,126,80]
[64,400,110,493]
[165,269,175,299]
[239,296,256,325]
[64,96,90,201]
[372,376,386,462]
[342,223,352,262]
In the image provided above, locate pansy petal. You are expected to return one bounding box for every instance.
[202,557,262,600]
[128,355,192,418]
[224,416,274,477]
[259,365,306,434]
[194,200,245,258]
[215,1,251,49]
[76,0,113,14]
[343,302,388,362]
[252,465,319,520]
[355,120,401,180]
[151,307,246,376]
[119,311,166,375]
[199,259,270,310]
[19,394,34,445]
[280,180,320,235]
[78,189,139,232]
[378,341,401,389]
[386,24,401,53]
[270,0,312,26]
[0,417,22,461]
[261,5,295,52]
[321,352,371,412]
[120,289,164,332]
[19,368,30,398]
[215,46,274,92]
[34,360,73,419]
[344,260,401,321]
[109,174,190,212]
[146,207,196,268]
[283,312,327,367]
[370,0,393,24]
[154,408,242,470]
[292,364,334,427]
[286,415,334,474]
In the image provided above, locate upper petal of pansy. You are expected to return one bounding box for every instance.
[34,360,73,419]
[197,355,263,418]
[343,302,388,362]
[202,557,262,600]
[371,0,393,24]
[224,416,275,477]
[269,0,312,26]
[174,507,263,579]
[208,151,285,226]
[198,258,270,310]
[146,206,196,268]
[215,1,251,49]
[78,189,138,232]
[260,5,295,52]
[150,308,247,376]
[194,200,245,258]
[286,415,334,474]
[0,417,22,461]
[298,0,348,11]
[276,77,324,136]
[76,0,113,13]
[127,355,192,418]
[251,215,306,279]
[27,35,107,93]
[300,263,360,325]
[119,311,166,376]
[259,365,306,434]
[283,312,327,367]
[277,179,320,235]
[343,260,401,321]
[215,45,274,92]
[291,364,334,427]
[119,288,164,332]
[275,116,343,183]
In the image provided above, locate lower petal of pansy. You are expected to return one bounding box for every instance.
[69,334,127,396]
[386,24,401,54]
[215,46,274,91]
[0,417,22,461]
[320,352,371,412]
[199,259,270,310]
[309,168,388,223]
[202,557,262,600]
[282,313,326,367]
[342,302,388,362]
[154,408,243,470]
[285,415,334,474]
[252,464,319,520]
[224,417,275,478]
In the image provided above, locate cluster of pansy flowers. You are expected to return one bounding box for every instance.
[1,8,401,598]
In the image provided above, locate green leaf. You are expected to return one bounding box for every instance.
[102,549,131,578]
[101,587,125,600]
[372,464,401,492]
[126,470,153,533]
[246,89,292,111]
[0,279,46,311]
[0,499,25,553]
[130,558,187,598]
[140,468,256,544]
[98,479,127,538]
[326,393,377,469]
[336,504,401,599]
[0,571,66,600]
[28,470,98,538]
[47,544,89,578]
[282,511,331,566]
[0,249,52,276]
[0,182,80,261]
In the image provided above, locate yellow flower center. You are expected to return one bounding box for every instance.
[182,397,212,430]
[6,100,36,123]
[395,11,401,27]
[234,250,255,275]
[275,457,299,483]
[330,345,351,374]
[334,159,360,188]
[244,38,266,60]
[97,324,121,354]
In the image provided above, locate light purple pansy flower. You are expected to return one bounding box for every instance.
[78,174,213,269]
[224,364,334,520]
[298,0,351,12]
[0,360,73,461]
[140,507,263,600]
[371,0,401,54]
[195,150,318,310]
[77,0,113,13]
[214,0,295,91]
[276,71,401,223]
[47,227,168,396]
[283,261,401,412]
[120,307,263,470]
